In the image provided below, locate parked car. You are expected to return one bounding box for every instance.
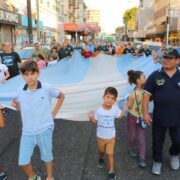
[18,47,35,63]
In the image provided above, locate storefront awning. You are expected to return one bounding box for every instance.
[64,23,78,32]
[146,24,166,36]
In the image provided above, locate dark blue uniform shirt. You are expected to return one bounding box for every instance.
[138,48,151,57]
[144,67,180,127]
[123,48,135,54]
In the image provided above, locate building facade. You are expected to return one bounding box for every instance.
[86,9,101,24]
[85,9,101,37]
[139,0,154,8]
[31,0,64,44]
[133,0,154,40]
[150,0,180,43]
[134,7,154,40]
[63,0,87,41]
[0,0,21,49]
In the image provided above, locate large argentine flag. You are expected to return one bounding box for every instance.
[0,51,161,121]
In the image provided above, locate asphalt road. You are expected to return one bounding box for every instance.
[0,108,180,180]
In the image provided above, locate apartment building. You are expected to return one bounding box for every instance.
[0,0,21,48]
[64,0,87,41]
[153,0,180,42]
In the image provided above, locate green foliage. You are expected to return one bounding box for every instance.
[123,7,139,31]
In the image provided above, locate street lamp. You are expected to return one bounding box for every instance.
[166,0,170,47]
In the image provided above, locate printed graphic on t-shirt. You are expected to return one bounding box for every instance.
[2,56,14,66]
[98,115,114,128]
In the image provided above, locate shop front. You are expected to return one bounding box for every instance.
[146,24,166,42]
[17,16,44,47]
[0,1,21,49]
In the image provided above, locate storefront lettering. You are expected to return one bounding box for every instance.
[0,9,19,24]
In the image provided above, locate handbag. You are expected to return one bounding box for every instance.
[134,89,147,129]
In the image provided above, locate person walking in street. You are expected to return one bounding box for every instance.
[143,48,180,175]
[88,87,127,180]
[58,42,72,60]
[11,60,65,180]
[0,41,21,79]
[127,70,147,168]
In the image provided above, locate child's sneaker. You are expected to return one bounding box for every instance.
[108,172,116,180]
[30,175,41,180]
[152,161,162,175]
[0,172,7,180]
[129,150,137,158]
[170,156,179,170]
[139,159,147,168]
[46,178,55,180]
[97,158,105,168]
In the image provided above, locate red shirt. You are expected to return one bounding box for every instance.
[82,51,92,58]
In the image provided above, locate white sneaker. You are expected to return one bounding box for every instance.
[152,161,162,175]
[170,156,180,170]
[36,176,41,180]
[29,175,41,180]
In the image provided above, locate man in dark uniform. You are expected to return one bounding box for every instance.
[138,44,151,57]
[123,42,135,54]
[58,42,72,60]
[74,42,83,53]
[65,39,74,53]
[100,41,109,53]
[143,48,180,175]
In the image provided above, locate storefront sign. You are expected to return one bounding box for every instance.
[0,8,20,24]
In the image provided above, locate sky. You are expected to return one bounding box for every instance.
[84,0,139,34]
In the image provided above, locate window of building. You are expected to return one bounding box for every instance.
[47,1,50,7]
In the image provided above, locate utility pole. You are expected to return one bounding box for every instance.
[36,0,40,42]
[166,0,170,47]
[75,0,78,42]
[27,0,33,44]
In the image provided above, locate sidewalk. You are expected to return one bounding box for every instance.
[0,109,180,180]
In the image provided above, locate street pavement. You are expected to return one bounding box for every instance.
[0,108,180,180]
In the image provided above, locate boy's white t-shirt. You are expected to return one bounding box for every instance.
[0,64,8,82]
[94,105,121,139]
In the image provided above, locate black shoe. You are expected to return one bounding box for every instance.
[97,158,105,168]
[0,172,7,180]
[108,172,116,180]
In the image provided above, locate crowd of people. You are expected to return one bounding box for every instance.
[0,39,180,180]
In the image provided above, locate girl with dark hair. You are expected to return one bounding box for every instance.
[127,70,147,168]
[49,47,59,61]
[37,54,46,69]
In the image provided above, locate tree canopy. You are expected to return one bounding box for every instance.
[123,7,139,31]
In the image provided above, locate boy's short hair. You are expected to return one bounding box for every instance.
[20,60,39,74]
[34,42,39,46]
[104,87,118,98]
